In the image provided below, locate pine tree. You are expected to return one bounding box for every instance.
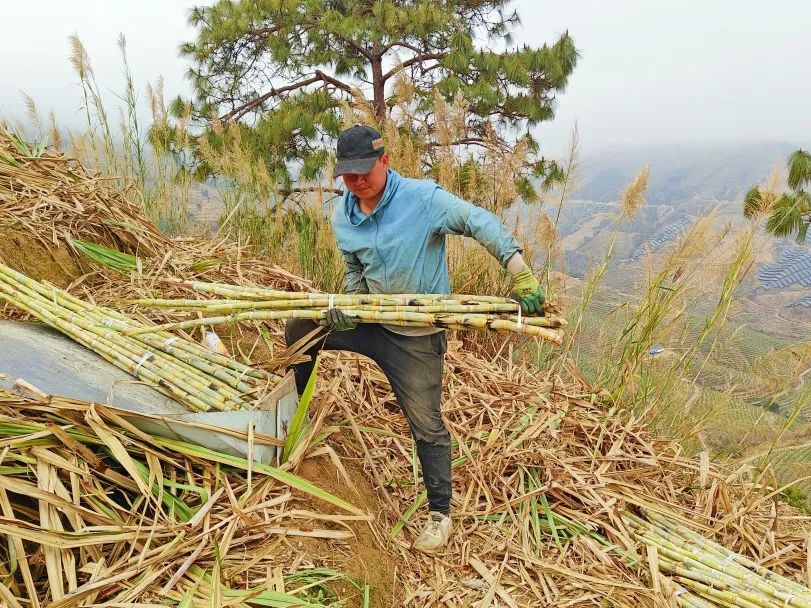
[744,150,811,243]
[178,0,578,194]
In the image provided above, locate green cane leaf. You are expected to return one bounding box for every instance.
[282,358,318,463]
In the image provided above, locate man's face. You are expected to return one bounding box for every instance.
[342,154,389,200]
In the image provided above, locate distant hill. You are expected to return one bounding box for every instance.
[574,141,798,204]
[522,140,811,322]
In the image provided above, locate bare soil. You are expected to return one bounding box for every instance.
[0,228,83,287]
[292,441,405,608]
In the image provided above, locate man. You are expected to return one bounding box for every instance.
[285,124,544,553]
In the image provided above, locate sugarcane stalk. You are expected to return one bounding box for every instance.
[649,543,783,607]
[0,287,213,411]
[125,308,565,343]
[135,297,520,314]
[647,511,811,597]
[0,275,251,408]
[0,268,259,411]
[642,512,811,600]
[678,591,723,608]
[631,521,811,606]
[134,297,568,329]
[180,281,515,304]
[133,279,567,341]
[95,312,273,383]
[133,298,565,327]
[0,263,273,383]
[626,511,811,608]
[1,264,275,385]
[675,576,765,608]
[0,283,249,411]
[84,314,264,395]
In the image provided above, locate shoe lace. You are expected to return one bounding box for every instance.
[424,516,444,537]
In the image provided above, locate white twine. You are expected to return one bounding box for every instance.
[328,294,335,310]
[162,336,180,348]
[134,352,154,375]
[516,305,523,330]
[674,587,686,597]
[237,368,249,382]
[103,316,131,330]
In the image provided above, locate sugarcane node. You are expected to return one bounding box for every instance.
[543,300,562,316]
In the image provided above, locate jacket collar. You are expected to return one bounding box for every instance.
[343,169,401,225]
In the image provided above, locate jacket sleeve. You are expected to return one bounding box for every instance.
[340,249,369,294]
[429,187,522,267]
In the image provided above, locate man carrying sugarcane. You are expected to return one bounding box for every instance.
[285,124,544,554]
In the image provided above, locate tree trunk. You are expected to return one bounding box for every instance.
[371,42,386,123]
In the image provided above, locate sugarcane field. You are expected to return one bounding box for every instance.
[1,2,811,607]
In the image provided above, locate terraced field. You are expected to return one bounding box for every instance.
[696,363,758,395]
[625,216,695,262]
[794,295,811,308]
[760,443,811,510]
[758,247,811,309]
[759,248,811,289]
[708,388,779,423]
[723,324,791,358]
[777,389,811,421]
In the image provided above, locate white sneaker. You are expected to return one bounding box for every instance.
[412,511,452,554]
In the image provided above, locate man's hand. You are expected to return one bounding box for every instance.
[325,308,357,332]
[510,269,545,315]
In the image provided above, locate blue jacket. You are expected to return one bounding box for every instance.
[332,169,521,295]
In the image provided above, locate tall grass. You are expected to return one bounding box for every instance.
[60,35,192,234]
[558,163,649,357]
[536,148,802,459]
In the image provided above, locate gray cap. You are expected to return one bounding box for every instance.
[334,124,384,176]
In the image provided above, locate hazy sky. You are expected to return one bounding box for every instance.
[1,1,809,157]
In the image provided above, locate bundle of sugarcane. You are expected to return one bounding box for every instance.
[0,263,279,412]
[626,510,811,607]
[129,280,567,344]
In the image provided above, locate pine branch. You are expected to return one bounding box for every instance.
[219,75,321,123]
[314,70,353,94]
[426,137,490,148]
[385,40,432,56]
[219,71,351,124]
[382,52,445,82]
[245,24,285,43]
[281,186,343,203]
[341,38,373,61]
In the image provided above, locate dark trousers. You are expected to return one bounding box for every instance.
[285,319,452,515]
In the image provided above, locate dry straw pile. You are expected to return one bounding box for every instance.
[0,390,370,607]
[2,344,810,607]
[0,127,311,295]
[318,342,811,606]
[0,126,166,259]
